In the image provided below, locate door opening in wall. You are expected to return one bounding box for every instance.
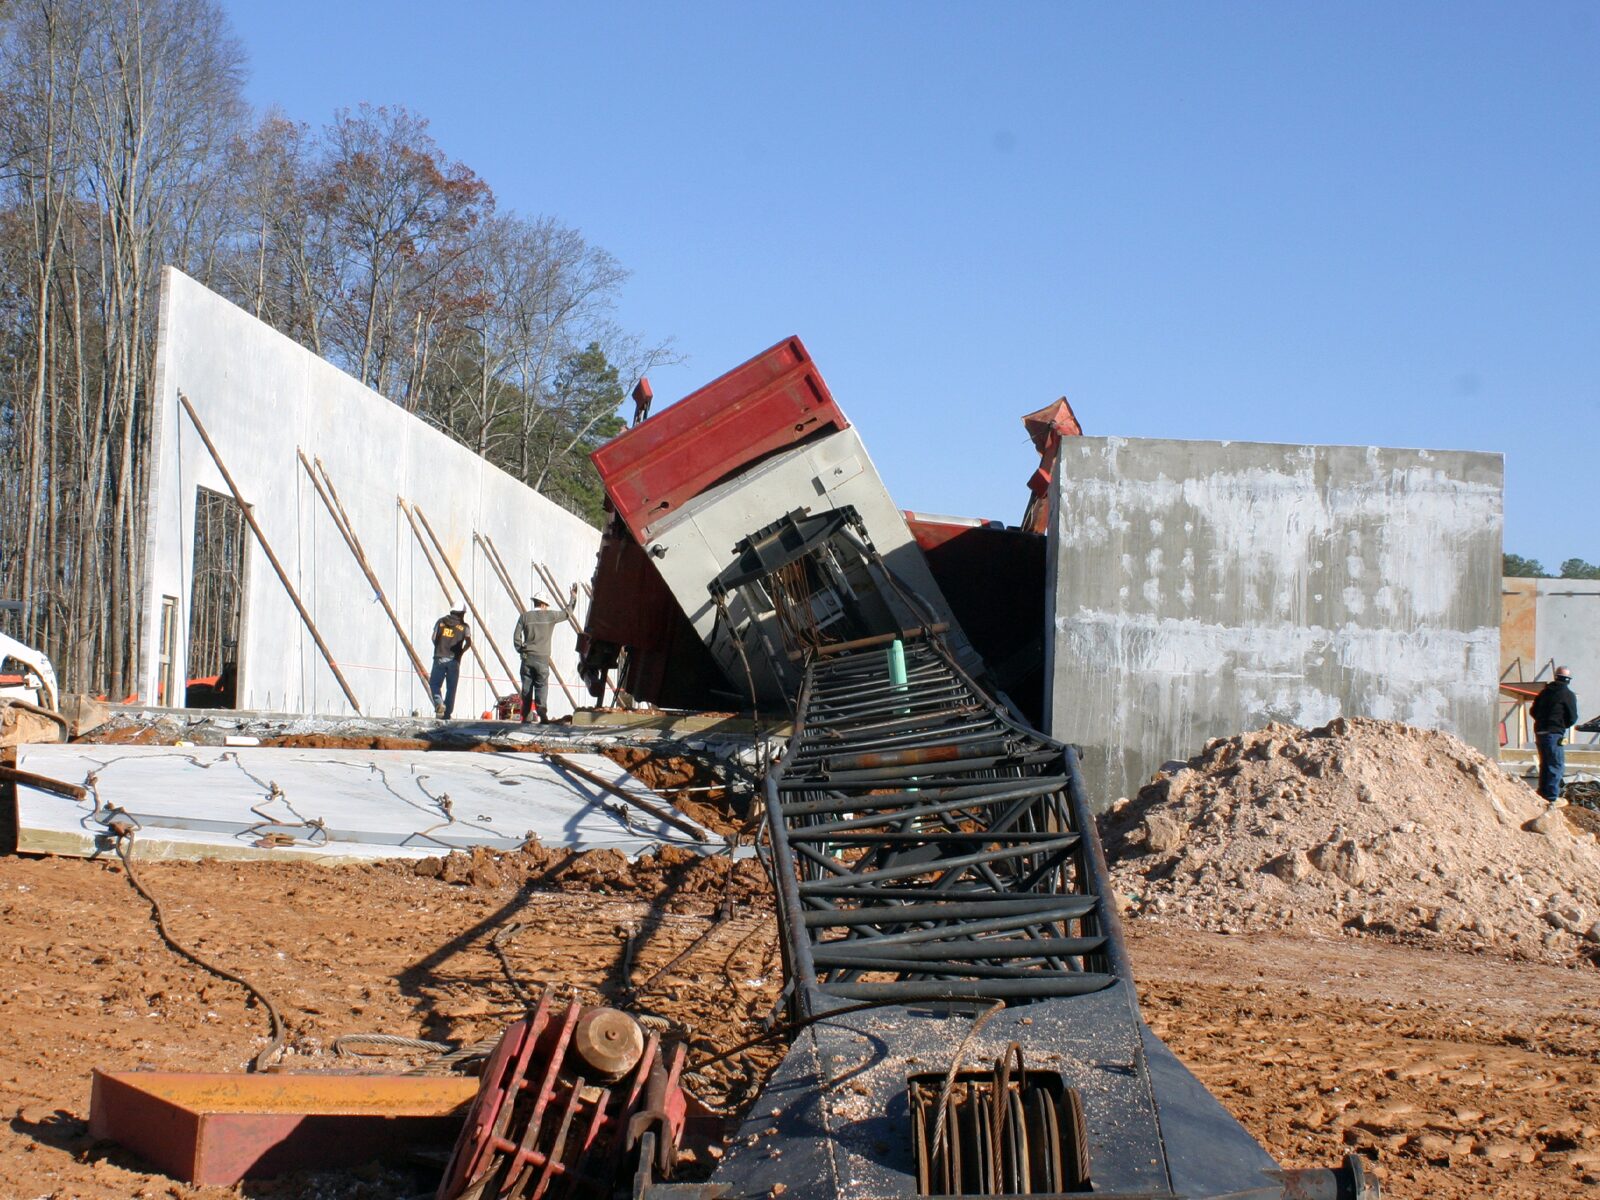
[157,596,179,706]
[186,486,248,708]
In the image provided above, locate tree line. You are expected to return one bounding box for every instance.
[0,0,669,698]
[1504,555,1600,581]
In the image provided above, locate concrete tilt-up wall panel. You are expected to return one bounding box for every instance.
[1499,576,1600,747]
[139,267,601,718]
[1045,436,1502,807]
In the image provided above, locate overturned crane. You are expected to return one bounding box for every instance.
[577,340,1376,1200]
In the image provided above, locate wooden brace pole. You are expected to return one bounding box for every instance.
[545,752,709,841]
[398,497,498,693]
[297,452,431,693]
[473,534,580,709]
[474,532,521,609]
[410,503,518,696]
[178,393,362,715]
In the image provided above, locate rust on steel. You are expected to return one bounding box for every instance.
[0,762,88,801]
[792,623,950,661]
[572,1007,646,1079]
[90,1069,476,1186]
[824,737,1014,772]
[178,393,361,714]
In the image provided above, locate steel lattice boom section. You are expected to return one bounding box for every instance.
[765,633,1129,1009]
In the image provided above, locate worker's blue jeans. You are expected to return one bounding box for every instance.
[430,656,461,717]
[1536,732,1565,801]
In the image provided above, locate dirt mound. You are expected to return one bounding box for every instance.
[600,745,744,836]
[260,733,432,750]
[1101,717,1600,964]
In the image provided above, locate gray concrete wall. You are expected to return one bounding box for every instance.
[138,268,601,718]
[1525,581,1600,699]
[1045,437,1503,807]
[1500,576,1600,747]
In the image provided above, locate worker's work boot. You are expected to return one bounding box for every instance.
[434,703,446,719]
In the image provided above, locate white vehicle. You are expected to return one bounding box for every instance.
[0,629,60,711]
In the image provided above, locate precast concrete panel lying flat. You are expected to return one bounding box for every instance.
[139,268,601,719]
[1046,437,1502,807]
[11,744,713,862]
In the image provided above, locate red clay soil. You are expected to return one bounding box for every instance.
[72,723,175,745]
[1565,803,1600,838]
[258,734,432,751]
[598,746,745,837]
[1,849,1594,1199]
[1129,924,1600,1198]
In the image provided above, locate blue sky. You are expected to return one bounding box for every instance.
[219,2,1598,569]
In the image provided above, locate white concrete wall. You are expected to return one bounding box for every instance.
[138,268,602,718]
[1046,437,1503,806]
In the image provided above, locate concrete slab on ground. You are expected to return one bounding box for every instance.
[9,744,717,863]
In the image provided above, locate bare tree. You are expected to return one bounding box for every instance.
[317,103,490,398]
[0,0,245,695]
[0,1,670,697]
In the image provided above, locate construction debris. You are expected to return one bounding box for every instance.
[7,333,1596,1200]
[434,987,688,1200]
[1102,717,1600,962]
[0,698,68,746]
[6,839,1596,1199]
[89,1070,478,1186]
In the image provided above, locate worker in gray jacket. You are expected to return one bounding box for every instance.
[513,597,565,724]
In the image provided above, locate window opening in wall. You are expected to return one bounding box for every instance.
[186,486,248,708]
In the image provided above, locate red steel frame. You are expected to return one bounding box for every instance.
[591,336,849,545]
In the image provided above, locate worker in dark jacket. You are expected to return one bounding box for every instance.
[513,597,565,724]
[429,606,472,719]
[1530,666,1579,804]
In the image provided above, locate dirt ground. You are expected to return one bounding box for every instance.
[1103,717,1600,966]
[2,851,1596,1199]
[1130,924,1600,1198]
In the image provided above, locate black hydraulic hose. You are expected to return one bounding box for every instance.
[112,826,288,1072]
